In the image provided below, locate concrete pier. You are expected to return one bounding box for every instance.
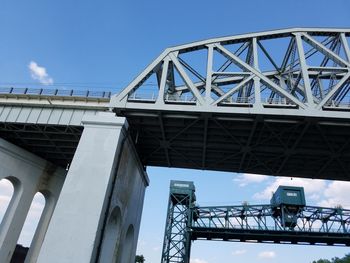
[37,112,148,263]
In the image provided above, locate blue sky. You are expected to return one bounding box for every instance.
[1,0,350,262]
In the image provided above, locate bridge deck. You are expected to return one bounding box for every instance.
[0,89,110,167]
[0,91,349,180]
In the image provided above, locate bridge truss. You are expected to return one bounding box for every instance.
[111,28,350,115]
[109,28,350,181]
[192,205,350,245]
[161,181,350,263]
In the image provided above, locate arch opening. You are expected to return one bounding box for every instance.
[17,192,45,248]
[0,178,15,225]
[117,224,135,263]
[99,206,122,263]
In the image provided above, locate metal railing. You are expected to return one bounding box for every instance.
[0,87,112,99]
[165,93,196,103]
[128,92,158,102]
[220,96,254,104]
[264,97,296,105]
[324,100,350,108]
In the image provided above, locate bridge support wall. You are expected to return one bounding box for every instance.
[0,138,66,263]
[37,112,149,263]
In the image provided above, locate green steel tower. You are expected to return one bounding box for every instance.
[161,181,196,263]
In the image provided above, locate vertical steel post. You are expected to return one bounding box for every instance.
[294,33,315,108]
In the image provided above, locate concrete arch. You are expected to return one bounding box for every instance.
[19,192,45,246]
[4,176,21,190]
[0,137,66,263]
[25,189,64,263]
[98,206,122,263]
[0,175,22,227]
[2,176,23,204]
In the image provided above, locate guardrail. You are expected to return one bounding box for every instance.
[0,87,112,99]
[324,100,350,108]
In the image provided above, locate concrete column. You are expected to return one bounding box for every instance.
[37,112,129,263]
[0,181,37,263]
[0,138,65,263]
[25,172,65,263]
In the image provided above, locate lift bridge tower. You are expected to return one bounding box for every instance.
[161,181,196,263]
[161,181,350,263]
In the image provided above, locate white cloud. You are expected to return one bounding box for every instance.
[318,181,350,208]
[233,173,269,187]
[28,61,53,85]
[190,259,208,263]
[253,177,326,201]
[232,249,247,255]
[258,251,276,259]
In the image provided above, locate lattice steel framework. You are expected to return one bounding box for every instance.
[162,181,350,263]
[111,28,350,116]
[192,205,350,245]
[161,181,196,263]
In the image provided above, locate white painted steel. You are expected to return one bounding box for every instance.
[110,28,350,119]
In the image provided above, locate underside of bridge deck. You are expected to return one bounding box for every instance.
[0,123,83,168]
[120,111,350,181]
[0,111,349,181]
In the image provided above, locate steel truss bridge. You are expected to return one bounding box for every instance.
[0,28,349,181]
[0,27,349,263]
[161,181,350,263]
[110,28,350,181]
